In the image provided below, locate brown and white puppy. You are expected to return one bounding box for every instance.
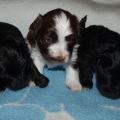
[26,8,82,91]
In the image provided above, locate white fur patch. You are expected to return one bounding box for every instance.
[70,44,79,63]
[25,40,45,74]
[30,45,45,74]
[65,65,82,91]
[48,12,72,62]
[54,12,72,40]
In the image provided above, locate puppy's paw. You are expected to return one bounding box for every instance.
[81,80,93,90]
[34,75,49,88]
[65,80,82,91]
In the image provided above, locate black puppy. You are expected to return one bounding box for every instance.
[78,16,120,99]
[0,22,49,92]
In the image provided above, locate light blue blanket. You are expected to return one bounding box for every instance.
[0,0,120,119]
[0,67,120,120]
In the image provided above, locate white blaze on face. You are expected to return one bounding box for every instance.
[48,12,72,63]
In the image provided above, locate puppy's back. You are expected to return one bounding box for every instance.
[81,25,120,44]
[0,22,23,37]
[0,22,30,70]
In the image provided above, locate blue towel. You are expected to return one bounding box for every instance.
[0,68,120,120]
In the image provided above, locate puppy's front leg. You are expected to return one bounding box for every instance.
[32,55,45,74]
[79,65,93,90]
[29,60,49,88]
[28,54,45,86]
[78,48,93,90]
[65,65,82,91]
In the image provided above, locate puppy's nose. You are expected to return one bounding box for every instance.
[56,56,65,62]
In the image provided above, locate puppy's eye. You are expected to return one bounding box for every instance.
[66,35,75,43]
[66,39,72,43]
[46,37,53,43]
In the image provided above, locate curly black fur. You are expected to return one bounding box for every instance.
[78,16,120,99]
[0,22,49,92]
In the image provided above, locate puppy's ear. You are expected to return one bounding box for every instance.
[26,14,43,47]
[80,15,87,30]
[79,15,87,42]
[29,14,43,35]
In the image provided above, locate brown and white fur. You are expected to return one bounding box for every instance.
[26,8,82,91]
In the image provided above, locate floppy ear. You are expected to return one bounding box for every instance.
[26,14,43,47]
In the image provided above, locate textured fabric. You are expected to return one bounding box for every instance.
[0,0,120,120]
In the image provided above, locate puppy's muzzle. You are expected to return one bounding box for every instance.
[56,56,65,62]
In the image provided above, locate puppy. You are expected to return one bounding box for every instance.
[78,16,120,99]
[26,8,82,91]
[0,22,49,92]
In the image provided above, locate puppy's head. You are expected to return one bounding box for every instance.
[0,36,31,91]
[97,42,120,99]
[27,8,80,63]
